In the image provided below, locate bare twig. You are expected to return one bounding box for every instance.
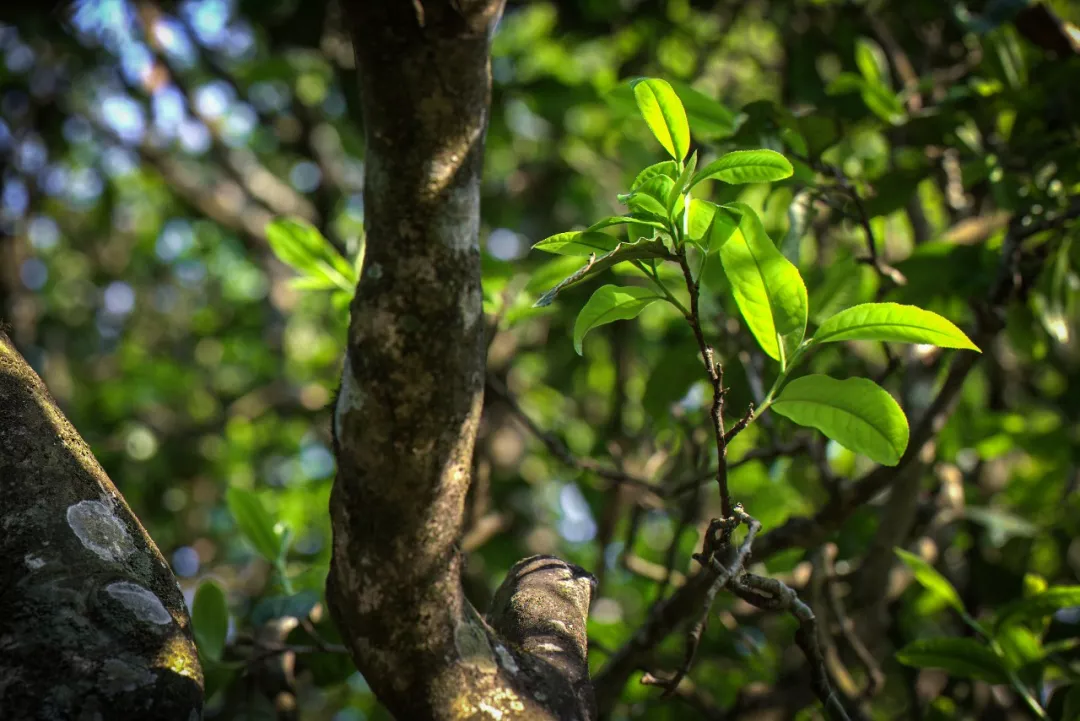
[731,573,855,721]
[649,506,762,696]
[676,245,735,517]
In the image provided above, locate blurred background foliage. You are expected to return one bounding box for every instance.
[2,0,1080,719]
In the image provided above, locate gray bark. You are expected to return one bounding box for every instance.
[0,331,204,720]
[325,2,595,719]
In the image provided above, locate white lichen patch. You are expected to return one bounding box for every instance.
[67,500,136,562]
[494,643,519,674]
[433,175,480,253]
[460,284,482,333]
[24,553,45,570]
[536,642,564,654]
[334,356,365,435]
[105,582,172,625]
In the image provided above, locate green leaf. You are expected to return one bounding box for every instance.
[632,78,690,161]
[226,487,284,562]
[533,231,621,257]
[812,303,981,350]
[265,217,356,293]
[587,216,665,233]
[995,624,1044,672]
[896,638,1010,684]
[534,237,671,307]
[895,548,966,614]
[668,151,698,209]
[717,203,808,362]
[690,149,793,188]
[772,376,909,465]
[855,37,891,89]
[623,175,674,220]
[573,285,663,354]
[192,580,229,662]
[685,199,717,242]
[632,161,680,190]
[995,587,1080,631]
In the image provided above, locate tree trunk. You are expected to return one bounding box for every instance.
[0,332,204,720]
[325,2,596,719]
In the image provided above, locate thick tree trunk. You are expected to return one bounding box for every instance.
[0,332,203,720]
[325,2,596,719]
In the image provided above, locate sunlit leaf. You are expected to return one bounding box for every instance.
[812,303,980,350]
[632,78,690,161]
[717,203,808,362]
[532,231,622,257]
[772,376,909,465]
[265,217,356,293]
[690,149,793,188]
[632,161,680,190]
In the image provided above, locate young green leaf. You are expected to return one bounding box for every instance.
[265,217,356,292]
[685,199,718,242]
[533,231,621,257]
[690,149,793,188]
[771,375,909,466]
[587,216,666,233]
[895,548,966,614]
[896,638,1010,684]
[226,487,284,562]
[624,175,674,220]
[667,151,699,210]
[813,302,981,350]
[573,285,663,354]
[994,586,1080,631]
[632,78,690,161]
[717,202,808,362]
[192,580,229,662]
[855,37,891,89]
[632,160,680,190]
[534,238,671,307]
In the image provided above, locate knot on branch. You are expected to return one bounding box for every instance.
[487,555,598,719]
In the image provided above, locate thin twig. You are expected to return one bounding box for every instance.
[650,506,762,696]
[485,374,658,493]
[731,573,855,721]
[676,245,733,517]
[823,544,885,698]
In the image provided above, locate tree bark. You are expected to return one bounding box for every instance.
[326,2,596,719]
[0,332,203,720]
